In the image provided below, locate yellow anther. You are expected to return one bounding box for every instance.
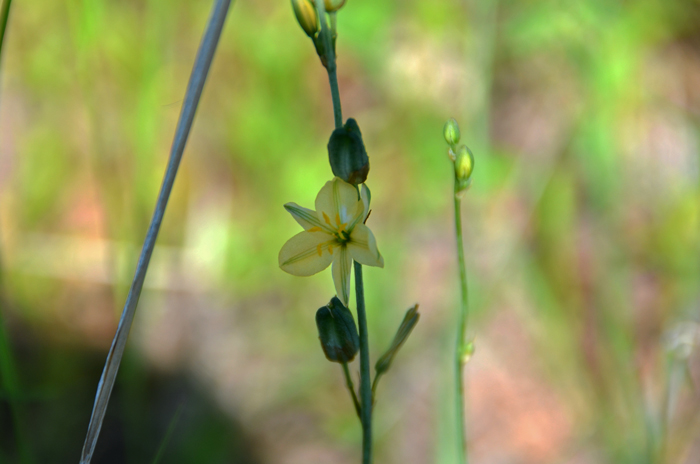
[337,223,347,235]
[317,243,324,257]
[323,212,332,225]
[335,213,341,226]
[328,244,334,254]
[308,226,322,232]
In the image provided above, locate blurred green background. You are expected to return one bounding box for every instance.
[1,0,700,462]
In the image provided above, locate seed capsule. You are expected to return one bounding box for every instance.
[316,297,360,363]
[327,118,370,185]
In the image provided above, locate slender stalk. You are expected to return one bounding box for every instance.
[313,2,372,462]
[342,362,361,418]
[315,1,342,129]
[453,189,469,464]
[0,0,12,62]
[151,401,186,464]
[79,1,232,462]
[370,371,382,398]
[354,261,372,464]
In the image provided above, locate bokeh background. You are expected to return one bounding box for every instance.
[1,0,700,462]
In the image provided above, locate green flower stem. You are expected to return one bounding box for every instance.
[314,0,342,129]
[370,370,382,399]
[453,187,469,464]
[354,261,373,464]
[0,0,13,62]
[342,361,361,418]
[314,2,372,462]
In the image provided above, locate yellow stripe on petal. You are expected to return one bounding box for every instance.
[316,177,362,229]
[279,231,334,276]
[284,203,334,233]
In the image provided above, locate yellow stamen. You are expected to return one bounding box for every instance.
[335,213,341,226]
[308,226,322,232]
[337,222,347,235]
[323,212,332,225]
[328,244,334,254]
[317,243,323,257]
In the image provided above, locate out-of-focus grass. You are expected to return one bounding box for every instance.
[1,0,700,463]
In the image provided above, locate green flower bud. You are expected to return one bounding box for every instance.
[291,0,319,38]
[443,118,460,145]
[461,340,475,363]
[323,0,347,12]
[316,297,360,363]
[454,144,474,192]
[375,304,420,375]
[327,118,369,185]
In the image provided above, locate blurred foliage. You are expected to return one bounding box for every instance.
[1,0,700,463]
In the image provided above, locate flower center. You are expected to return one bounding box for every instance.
[321,211,351,244]
[333,213,350,243]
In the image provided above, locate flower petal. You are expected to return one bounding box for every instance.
[315,177,362,228]
[347,224,384,268]
[284,203,334,233]
[349,183,371,230]
[332,245,352,307]
[360,183,371,220]
[279,231,335,276]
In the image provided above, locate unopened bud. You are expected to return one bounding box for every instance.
[461,340,475,363]
[443,118,461,145]
[323,0,347,12]
[328,118,369,185]
[316,297,360,363]
[292,0,319,38]
[455,144,474,191]
[375,305,420,375]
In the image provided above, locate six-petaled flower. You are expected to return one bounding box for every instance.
[279,177,384,306]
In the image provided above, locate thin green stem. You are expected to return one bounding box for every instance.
[314,3,370,461]
[314,1,342,129]
[342,362,361,418]
[0,0,13,62]
[354,261,372,464]
[370,371,382,399]
[150,401,185,464]
[453,189,469,464]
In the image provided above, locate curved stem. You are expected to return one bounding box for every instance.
[454,189,469,464]
[342,362,361,418]
[354,261,372,464]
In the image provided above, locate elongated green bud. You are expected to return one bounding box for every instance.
[443,118,461,145]
[292,0,319,38]
[327,118,369,185]
[375,305,420,375]
[455,144,474,192]
[316,297,360,363]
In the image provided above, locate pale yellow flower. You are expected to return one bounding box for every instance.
[279,177,384,306]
